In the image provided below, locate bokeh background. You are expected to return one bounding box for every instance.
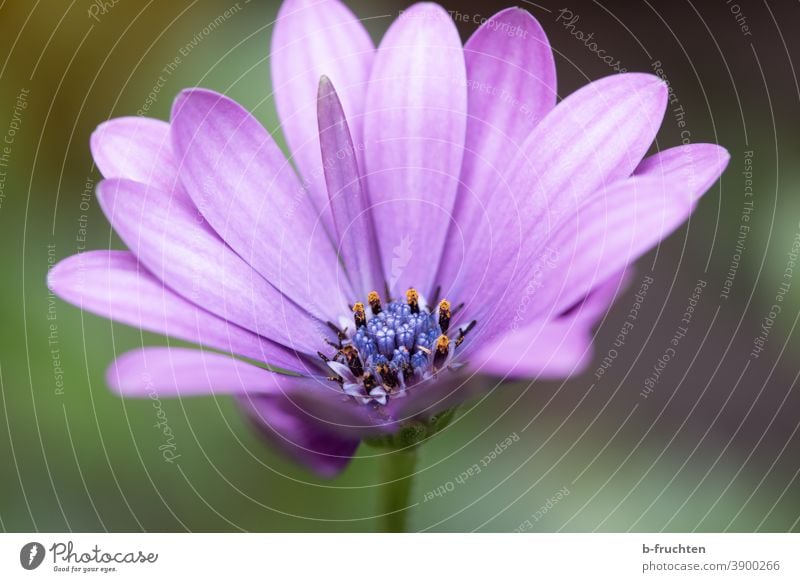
[1,0,799,532]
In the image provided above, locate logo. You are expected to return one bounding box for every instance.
[389,235,413,289]
[20,542,45,570]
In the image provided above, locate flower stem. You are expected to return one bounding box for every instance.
[378,447,418,532]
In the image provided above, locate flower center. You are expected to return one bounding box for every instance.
[320,288,476,406]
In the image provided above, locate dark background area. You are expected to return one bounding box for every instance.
[0,0,798,531]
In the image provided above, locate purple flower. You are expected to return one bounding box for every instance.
[48,1,729,477]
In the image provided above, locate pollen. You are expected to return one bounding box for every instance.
[406,288,420,314]
[438,299,451,333]
[367,290,382,314]
[352,302,367,328]
[433,334,450,371]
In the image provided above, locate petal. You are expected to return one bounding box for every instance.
[469,318,593,380]
[439,8,556,291]
[170,89,349,321]
[47,251,309,373]
[363,3,467,297]
[479,144,728,336]
[450,74,668,307]
[531,145,728,319]
[91,117,179,191]
[515,73,668,219]
[461,8,556,192]
[558,268,632,325]
[317,77,383,296]
[635,143,730,200]
[96,178,324,355]
[109,347,309,397]
[390,372,492,423]
[270,0,375,232]
[239,396,359,477]
[522,175,699,323]
[91,116,202,228]
[465,272,634,381]
[110,347,399,437]
[108,347,359,476]
[456,270,630,375]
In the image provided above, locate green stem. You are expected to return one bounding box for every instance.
[378,447,419,532]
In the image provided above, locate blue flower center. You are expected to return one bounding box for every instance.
[321,289,475,406]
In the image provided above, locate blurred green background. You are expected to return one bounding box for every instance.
[1,0,799,532]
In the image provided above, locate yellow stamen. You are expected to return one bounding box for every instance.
[438,299,451,333]
[367,290,382,314]
[406,288,420,314]
[353,302,366,328]
[433,334,450,371]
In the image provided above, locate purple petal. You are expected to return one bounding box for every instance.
[107,347,295,396]
[110,347,403,437]
[449,74,668,309]
[91,116,203,227]
[523,175,699,323]
[270,0,375,233]
[462,8,556,190]
[47,251,309,373]
[170,89,350,322]
[392,273,629,399]
[96,178,324,355]
[363,3,467,297]
[558,268,632,325]
[317,76,383,296]
[390,373,491,424]
[91,117,179,192]
[439,8,556,291]
[529,145,728,321]
[479,142,727,337]
[517,73,668,217]
[469,317,593,380]
[457,272,631,380]
[635,143,730,200]
[108,347,358,476]
[239,396,359,477]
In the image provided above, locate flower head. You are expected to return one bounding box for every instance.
[48,0,729,476]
